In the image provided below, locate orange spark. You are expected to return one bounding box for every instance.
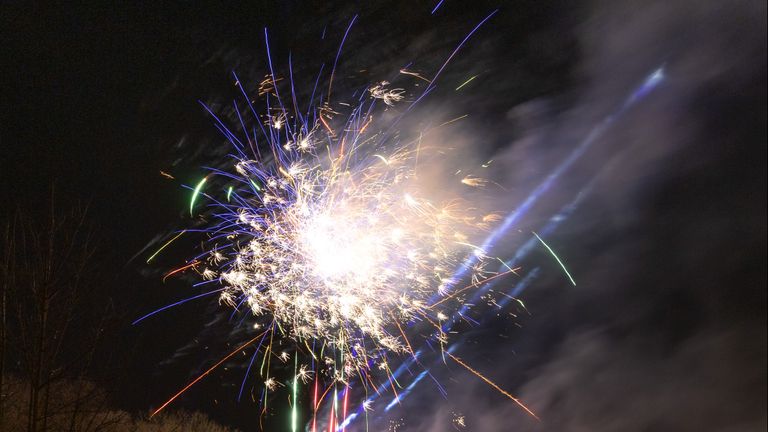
[151,330,269,418]
[162,260,199,282]
[447,352,539,420]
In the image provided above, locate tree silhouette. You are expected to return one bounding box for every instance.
[1,194,119,432]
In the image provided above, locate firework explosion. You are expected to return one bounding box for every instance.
[215,119,495,355]
[138,11,543,430]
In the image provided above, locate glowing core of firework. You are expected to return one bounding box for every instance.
[208,108,491,367]
[301,210,383,282]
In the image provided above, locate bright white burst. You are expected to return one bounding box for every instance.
[203,77,495,375]
[145,12,547,425]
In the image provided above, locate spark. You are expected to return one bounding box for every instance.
[271,114,285,130]
[297,364,314,384]
[455,74,478,91]
[265,377,280,391]
[436,114,468,129]
[190,177,207,216]
[162,260,199,282]
[292,356,299,432]
[369,81,405,106]
[452,412,466,429]
[132,287,226,325]
[460,175,487,188]
[146,230,186,263]
[447,353,538,420]
[150,330,269,418]
[532,231,576,286]
[431,0,445,15]
[496,257,520,275]
[373,154,390,165]
[399,69,432,83]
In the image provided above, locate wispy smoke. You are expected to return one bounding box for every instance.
[377,0,766,430]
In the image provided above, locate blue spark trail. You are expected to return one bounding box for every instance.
[132,287,227,325]
[431,0,445,14]
[440,66,665,296]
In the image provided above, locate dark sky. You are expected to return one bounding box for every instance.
[2,1,765,431]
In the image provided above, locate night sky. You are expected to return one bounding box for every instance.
[2,1,765,431]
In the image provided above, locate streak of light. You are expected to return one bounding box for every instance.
[190,177,208,216]
[431,0,445,14]
[292,356,299,432]
[532,231,576,286]
[455,74,478,91]
[447,352,538,420]
[162,260,199,282]
[399,69,432,83]
[150,330,269,418]
[146,230,187,263]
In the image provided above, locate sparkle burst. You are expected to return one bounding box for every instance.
[141,10,541,430]
[213,130,492,363]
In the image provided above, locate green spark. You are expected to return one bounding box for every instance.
[455,74,478,91]
[515,298,527,310]
[189,177,207,216]
[533,231,576,286]
[291,356,298,432]
[226,186,233,202]
[249,179,262,192]
[146,230,187,263]
[496,257,516,273]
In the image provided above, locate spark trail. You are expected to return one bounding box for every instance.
[532,231,576,286]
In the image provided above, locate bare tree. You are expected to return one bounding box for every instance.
[1,216,14,428]
[0,193,122,432]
